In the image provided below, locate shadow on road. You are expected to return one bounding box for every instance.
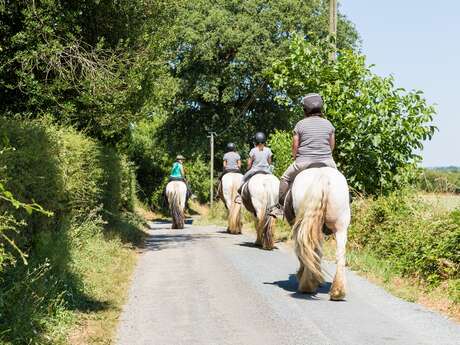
[143,233,214,251]
[236,241,279,250]
[148,218,194,227]
[265,274,332,300]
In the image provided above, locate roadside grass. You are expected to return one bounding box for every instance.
[195,192,460,322]
[323,239,460,321]
[68,210,146,345]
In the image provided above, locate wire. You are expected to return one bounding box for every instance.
[215,80,267,137]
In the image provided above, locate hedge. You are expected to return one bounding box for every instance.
[0,118,137,343]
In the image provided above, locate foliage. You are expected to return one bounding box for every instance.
[0,181,52,271]
[158,0,359,159]
[0,0,175,144]
[185,156,211,203]
[128,116,170,207]
[349,191,460,301]
[269,35,436,194]
[267,130,293,177]
[0,119,140,344]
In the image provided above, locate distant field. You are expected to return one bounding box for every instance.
[418,168,460,194]
[421,193,460,211]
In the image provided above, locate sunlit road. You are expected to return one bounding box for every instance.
[116,220,460,345]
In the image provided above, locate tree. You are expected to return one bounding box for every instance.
[157,0,359,158]
[0,0,174,144]
[268,34,436,194]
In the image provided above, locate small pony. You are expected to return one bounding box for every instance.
[165,180,187,229]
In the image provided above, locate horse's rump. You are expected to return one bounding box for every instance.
[221,172,243,210]
[291,167,351,296]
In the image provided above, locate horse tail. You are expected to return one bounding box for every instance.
[293,173,328,283]
[168,184,185,229]
[256,180,276,250]
[228,180,242,234]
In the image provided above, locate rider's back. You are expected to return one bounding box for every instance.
[294,116,334,162]
[249,146,272,169]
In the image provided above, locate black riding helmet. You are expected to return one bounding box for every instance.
[254,132,266,144]
[226,142,236,152]
[302,93,323,115]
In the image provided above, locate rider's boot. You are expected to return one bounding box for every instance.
[269,180,289,218]
[268,203,284,218]
[234,194,242,204]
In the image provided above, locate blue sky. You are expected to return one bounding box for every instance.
[341,1,460,167]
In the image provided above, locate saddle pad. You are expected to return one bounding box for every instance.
[240,182,257,217]
[284,190,296,226]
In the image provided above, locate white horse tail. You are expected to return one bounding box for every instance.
[257,189,276,250]
[228,181,242,234]
[170,190,185,229]
[166,182,186,229]
[293,174,328,285]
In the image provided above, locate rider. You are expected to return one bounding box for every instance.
[222,142,242,176]
[235,132,273,202]
[169,154,192,200]
[217,142,242,195]
[270,93,336,217]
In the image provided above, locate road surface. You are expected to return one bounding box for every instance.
[116,220,460,345]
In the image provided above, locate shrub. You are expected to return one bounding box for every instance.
[268,130,294,177]
[186,156,211,204]
[349,191,460,298]
[0,118,138,344]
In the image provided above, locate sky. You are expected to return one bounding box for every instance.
[340,1,460,167]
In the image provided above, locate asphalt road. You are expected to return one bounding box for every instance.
[116,220,460,345]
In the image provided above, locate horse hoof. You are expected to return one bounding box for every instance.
[298,286,317,294]
[329,290,346,301]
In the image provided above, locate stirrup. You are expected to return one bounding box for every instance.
[268,204,284,218]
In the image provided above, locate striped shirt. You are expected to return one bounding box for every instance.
[294,116,335,162]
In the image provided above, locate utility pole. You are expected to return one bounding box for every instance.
[329,0,337,61]
[208,131,216,209]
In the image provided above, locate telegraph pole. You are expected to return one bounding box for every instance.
[329,0,337,61]
[208,131,216,209]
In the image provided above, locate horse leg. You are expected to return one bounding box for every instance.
[330,226,348,300]
[254,212,263,246]
[298,264,319,293]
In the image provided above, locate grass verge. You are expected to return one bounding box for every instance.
[67,210,146,345]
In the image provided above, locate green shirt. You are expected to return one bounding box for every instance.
[170,162,183,178]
